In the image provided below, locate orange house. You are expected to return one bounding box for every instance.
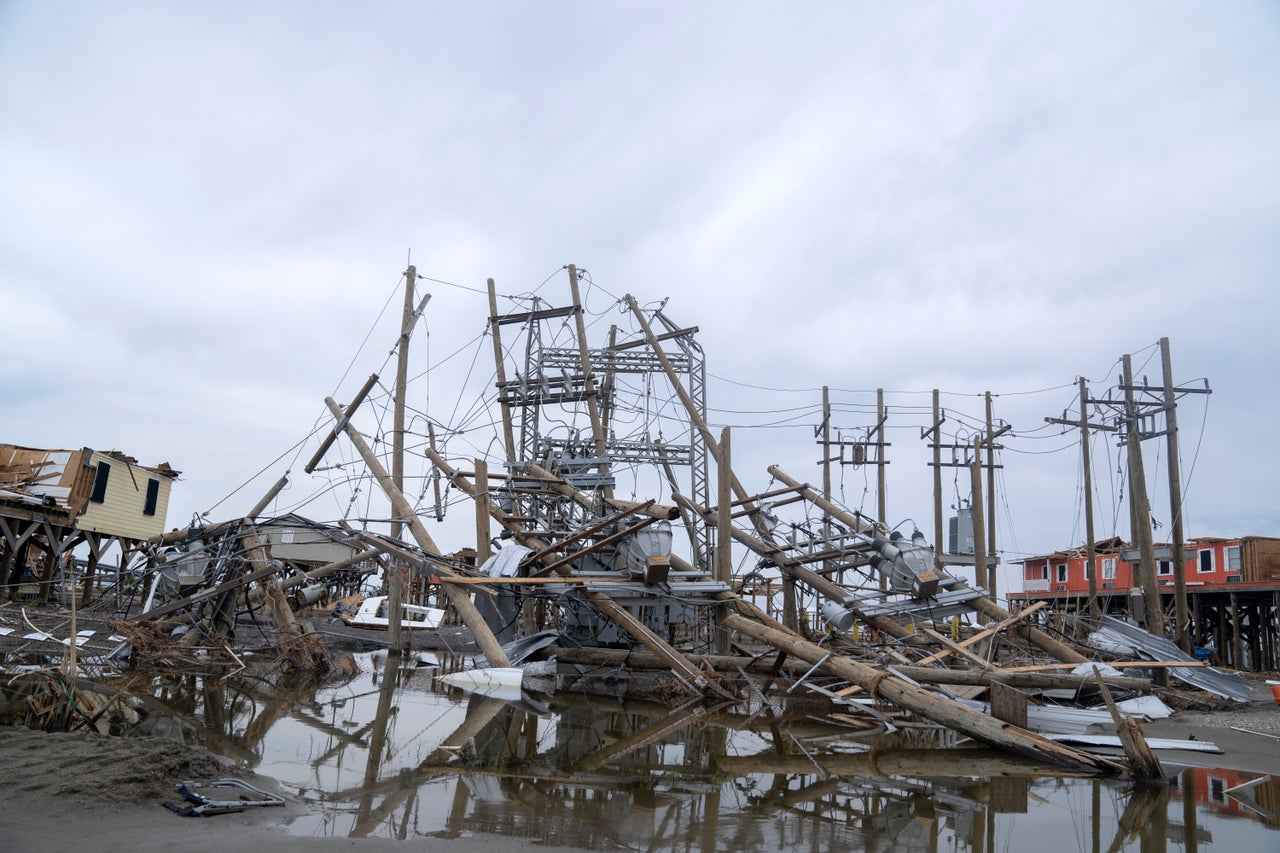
[1010,535,1280,600]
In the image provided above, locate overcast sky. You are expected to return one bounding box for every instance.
[2,2,1277,593]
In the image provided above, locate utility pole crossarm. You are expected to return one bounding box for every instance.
[1045,416,1117,432]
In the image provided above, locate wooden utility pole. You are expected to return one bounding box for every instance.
[720,613,1115,772]
[566,264,611,496]
[1123,355,1163,636]
[474,458,491,566]
[970,436,989,623]
[486,278,518,463]
[928,390,944,569]
[715,427,732,654]
[1079,378,1100,620]
[391,267,431,539]
[1160,337,1191,651]
[1045,379,1118,621]
[821,386,832,544]
[876,388,888,527]
[984,392,998,601]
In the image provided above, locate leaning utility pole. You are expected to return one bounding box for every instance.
[1123,355,1163,636]
[1160,337,1190,651]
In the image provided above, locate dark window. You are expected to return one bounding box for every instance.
[1056,563,1068,583]
[143,479,160,516]
[90,462,111,503]
[1198,549,1215,573]
[1158,560,1172,576]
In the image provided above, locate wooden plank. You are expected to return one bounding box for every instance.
[1002,660,1206,673]
[914,601,1048,666]
[922,627,993,670]
[989,681,1028,729]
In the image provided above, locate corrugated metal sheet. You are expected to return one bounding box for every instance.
[1091,615,1255,703]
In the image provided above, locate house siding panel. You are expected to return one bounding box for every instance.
[76,452,173,540]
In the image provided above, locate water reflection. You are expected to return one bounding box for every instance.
[106,653,1280,851]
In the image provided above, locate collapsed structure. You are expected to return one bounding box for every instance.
[3,265,1262,780]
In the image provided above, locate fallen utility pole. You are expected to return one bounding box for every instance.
[721,611,1118,772]
[673,493,923,645]
[545,646,1150,691]
[322,396,511,668]
[766,465,1088,664]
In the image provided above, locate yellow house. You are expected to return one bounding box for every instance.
[75,450,180,540]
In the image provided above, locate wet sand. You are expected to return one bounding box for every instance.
[0,727,575,853]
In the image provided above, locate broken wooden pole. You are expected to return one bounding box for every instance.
[306,373,379,474]
[721,612,1119,772]
[524,462,679,520]
[674,493,922,645]
[323,396,510,668]
[544,646,1151,691]
[247,473,290,519]
[1095,667,1165,784]
[242,525,331,673]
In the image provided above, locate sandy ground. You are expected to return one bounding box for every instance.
[0,727,578,853]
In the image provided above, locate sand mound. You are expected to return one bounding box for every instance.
[0,726,231,807]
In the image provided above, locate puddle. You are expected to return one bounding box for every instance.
[91,652,1280,850]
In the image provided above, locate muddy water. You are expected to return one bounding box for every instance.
[113,652,1280,851]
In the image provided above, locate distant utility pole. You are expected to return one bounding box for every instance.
[969,435,988,624]
[927,399,1005,594]
[983,392,1010,601]
[816,388,890,587]
[1046,378,1117,621]
[926,390,944,570]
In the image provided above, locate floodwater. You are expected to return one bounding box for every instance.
[110,652,1280,851]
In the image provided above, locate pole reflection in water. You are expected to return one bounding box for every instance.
[112,652,1280,851]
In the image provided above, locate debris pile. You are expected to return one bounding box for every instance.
[1,265,1266,784]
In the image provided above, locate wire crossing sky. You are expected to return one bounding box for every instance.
[1,2,1277,589]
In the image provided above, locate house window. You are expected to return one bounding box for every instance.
[1039,564,1049,581]
[1056,563,1068,583]
[1208,776,1227,804]
[1225,545,1241,573]
[1102,558,1116,580]
[1198,549,1215,574]
[1158,560,1172,576]
[90,461,111,503]
[143,479,160,516]
[282,529,295,545]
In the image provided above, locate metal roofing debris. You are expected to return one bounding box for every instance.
[1092,615,1255,703]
